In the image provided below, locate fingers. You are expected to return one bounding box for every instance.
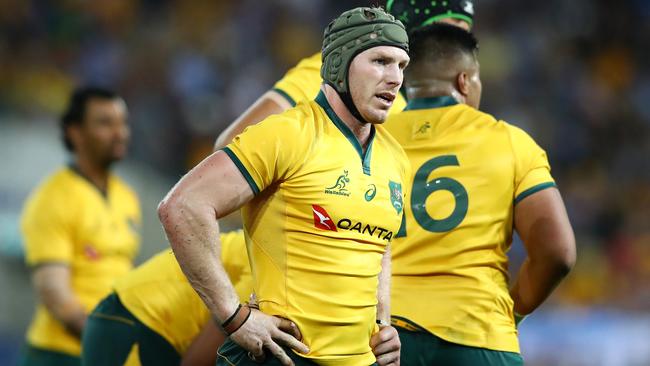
[265,341,295,366]
[371,326,400,366]
[375,351,400,366]
[370,326,398,349]
[276,317,302,341]
[371,332,400,356]
[272,316,308,353]
[244,338,265,363]
[273,328,310,354]
[247,351,266,363]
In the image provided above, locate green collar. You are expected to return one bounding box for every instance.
[67,163,109,198]
[315,91,375,175]
[404,96,458,111]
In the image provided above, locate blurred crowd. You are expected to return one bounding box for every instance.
[0,0,648,314]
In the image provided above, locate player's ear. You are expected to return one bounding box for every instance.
[67,124,84,151]
[456,71,470,98]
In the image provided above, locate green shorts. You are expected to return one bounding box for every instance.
[19,345,80,366]
[397,326,523,366]
[81,292,180,366]
[217,338,378,366]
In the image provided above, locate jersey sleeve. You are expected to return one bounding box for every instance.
[507,124,556,204]
[222,109,309,195]
[21,187,73,265]
[272,52,323,107]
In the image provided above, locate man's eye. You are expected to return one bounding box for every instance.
[374,58,387,65]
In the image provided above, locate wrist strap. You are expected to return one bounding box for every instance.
[222,304,252,335]
[376,319,390,327]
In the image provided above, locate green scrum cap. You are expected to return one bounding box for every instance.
[386,0,474,31]
[321,7,408,122]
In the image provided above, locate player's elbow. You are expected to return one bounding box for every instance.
[551,236,577,278]
[157,191,186,233]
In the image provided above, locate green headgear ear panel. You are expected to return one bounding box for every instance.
[386,0,474,31]
[321,7,408,122]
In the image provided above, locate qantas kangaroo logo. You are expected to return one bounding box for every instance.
[312,205,337,231]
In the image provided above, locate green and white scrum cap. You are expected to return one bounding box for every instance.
[386,0,474,30]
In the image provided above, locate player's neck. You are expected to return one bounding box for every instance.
[322,85,373,152]
[72,155,110,194]
[406,84,463,104]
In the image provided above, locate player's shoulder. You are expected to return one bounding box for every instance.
[26,167,77,202]
[376,123,406,151]
[21,167,78,221]
[501,120,536,140]
[454,107,546,155]
[294,52,321,70]
[496,120,546,157]
[376,124,411,171]
[452,104,503,129]
[256,98,321,133]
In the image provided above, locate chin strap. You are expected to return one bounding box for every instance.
[339,89,368,124]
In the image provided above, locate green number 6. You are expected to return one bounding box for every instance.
[398,155,468,236]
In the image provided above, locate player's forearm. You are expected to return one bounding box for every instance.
[49,298,86,338]
[33,268,87,338]
[158,197,240,322]
[376,245,391,323]
[510,254,573,315]
[61,307,86,338]
[181,321,224,366]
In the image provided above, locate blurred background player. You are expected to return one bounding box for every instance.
[19,87,140,366]
[385,24,576,365]
[213,0,474,149]
[80,230,252,366]
[159,7,409,366]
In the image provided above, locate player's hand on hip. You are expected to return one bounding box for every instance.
[230,309,309,366]
[370,325,401,366]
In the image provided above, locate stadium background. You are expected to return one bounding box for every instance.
[0,0,648,365]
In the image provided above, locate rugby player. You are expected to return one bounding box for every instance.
[159,7,410,366]
[80,231,252,366]
[385,24,577,365]
[20,87,140,366]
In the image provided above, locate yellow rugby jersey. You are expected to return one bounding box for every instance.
[114,230,252,355]
[384,97,556,354]
[21,166,140,356]
[223,91,410,366]
[272,52,407,113]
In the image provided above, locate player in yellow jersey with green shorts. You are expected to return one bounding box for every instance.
[80,230,252,366]
[160,7,410,366]
[384,24,577,365]
[20,87,140,366]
